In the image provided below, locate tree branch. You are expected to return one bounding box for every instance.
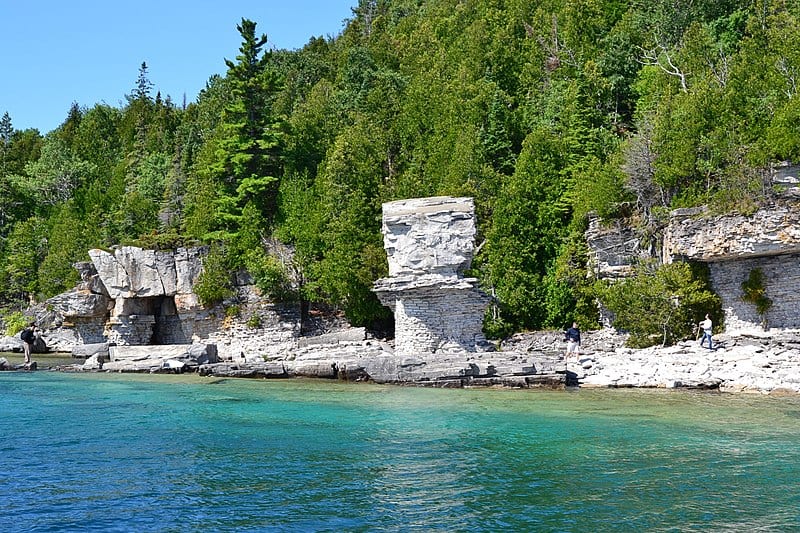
[639,45,688,92]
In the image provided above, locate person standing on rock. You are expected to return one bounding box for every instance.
[699,314,713,350]
[20,322,36,368]
[564,322,581,361]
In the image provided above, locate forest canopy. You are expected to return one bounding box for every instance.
[1,0,797,338]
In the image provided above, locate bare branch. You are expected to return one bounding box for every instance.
[708,47,730,88]
[537,15,578,72]
[638,45,688,92]
[776,57,798,98]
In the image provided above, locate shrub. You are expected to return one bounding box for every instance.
[741,267,772,322]
[246,314,262,328]
[597,260,721,348]
[194,245,235,307]
[4,311,32,337]
[246,252,296,302]
[483,310,514,340]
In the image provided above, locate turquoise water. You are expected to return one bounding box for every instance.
[2,373,799,532]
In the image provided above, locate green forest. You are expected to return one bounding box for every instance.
[1,0,798,341]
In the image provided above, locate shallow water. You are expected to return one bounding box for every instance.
[1,352,80,369]
[1,372,799,532]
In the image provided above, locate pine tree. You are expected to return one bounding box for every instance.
[208,18,284,237]
[0,112,12,173]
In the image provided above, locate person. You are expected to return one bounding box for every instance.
[20,322,36,367]
[564,322,581,361]
[699,314,713,350]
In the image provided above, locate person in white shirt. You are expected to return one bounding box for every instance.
[699,314,713,350]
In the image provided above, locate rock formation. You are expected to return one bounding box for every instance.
[585,215,645,280]
[664,204,800,329]
[45,260,112,346]
[586,200,800,331]
[87,246,206,345]
[373,196,491,355]
[664,205,800,262]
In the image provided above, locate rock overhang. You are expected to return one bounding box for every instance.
[664,204,800,263]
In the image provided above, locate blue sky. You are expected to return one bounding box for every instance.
[1,1,356,134]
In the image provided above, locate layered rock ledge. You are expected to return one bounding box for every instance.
[664,205,800,261]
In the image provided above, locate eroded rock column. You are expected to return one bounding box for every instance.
[373,196,490,356]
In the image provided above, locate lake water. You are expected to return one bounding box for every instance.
[1,371,799,532]
[1,352,81,369]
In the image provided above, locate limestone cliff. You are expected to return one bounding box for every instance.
[587,201,800,330]
[664,205,800,262]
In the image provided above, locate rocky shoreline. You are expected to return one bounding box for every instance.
[574,328,800,394]
[4,326,800,395]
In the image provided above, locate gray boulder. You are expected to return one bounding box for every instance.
[0,336,22,352]
[72,343,110,360]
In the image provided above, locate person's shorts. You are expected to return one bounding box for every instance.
[566,340,579,353]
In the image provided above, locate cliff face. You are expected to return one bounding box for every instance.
[586,203,800,331]
[663,204,800,330]
[88,246,205,301]
[663,205,800,262]
[585,215,645,280]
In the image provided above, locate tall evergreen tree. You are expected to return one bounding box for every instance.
[201,18,284,240]
[0,112,12,155]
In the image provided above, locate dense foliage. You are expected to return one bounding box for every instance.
[598,261,721,347]
[1,0,797,338]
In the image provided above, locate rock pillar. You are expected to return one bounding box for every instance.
[373,196,490,356]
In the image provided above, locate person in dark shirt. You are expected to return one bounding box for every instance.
[564,322,581,361]
[20,322,36,368]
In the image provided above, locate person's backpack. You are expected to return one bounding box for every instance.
[20,328,34,343]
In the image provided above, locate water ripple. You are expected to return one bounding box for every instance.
[1,374,799,531]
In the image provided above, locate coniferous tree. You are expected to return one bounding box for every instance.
[199,18,284,242]
[0,112,12,166]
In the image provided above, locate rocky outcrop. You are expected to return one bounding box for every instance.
[664,205,800,261]
[44,260,112,346]
[662,204,800,329]
[87,246,207,345]
[585,215,645,280]
[373,197,491,356]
